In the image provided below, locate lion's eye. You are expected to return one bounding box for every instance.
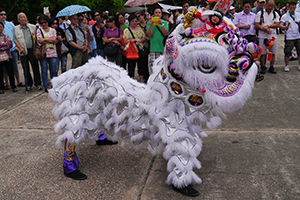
[194,64,217,74]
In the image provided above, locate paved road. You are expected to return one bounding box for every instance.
[1,34,300,199]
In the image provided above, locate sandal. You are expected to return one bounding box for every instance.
[4,85,10,90]
[255,74,264,82]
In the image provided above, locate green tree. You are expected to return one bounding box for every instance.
[3,0,127,23]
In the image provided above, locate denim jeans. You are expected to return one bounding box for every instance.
[89,49,97,59]
[40,57,58,89]
[56,55,67,74]
[11,51,19,71]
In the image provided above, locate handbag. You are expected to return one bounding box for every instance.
[61,42,69,54]
[126,40,139,60]
[104,27,120,57]
[104,44,119,57]
[33,28,46,60]
[0,35,9,63]
[128,27,148,58]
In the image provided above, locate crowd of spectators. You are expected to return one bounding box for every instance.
[0,0,299,94]
[0,4,185,94]
[233,0,300,81]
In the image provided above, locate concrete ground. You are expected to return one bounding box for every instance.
[1,34,300,200]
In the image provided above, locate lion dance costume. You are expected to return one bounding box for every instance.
[49,0,257,197]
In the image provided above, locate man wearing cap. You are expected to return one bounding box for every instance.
[234,0,257,42]
[251,0,266,14]
[162,9,174,32]
[279,2,300,72]
[65,15,89,69]
[255,0,279,74]
[229,6,236,19]
[226,6,235,20]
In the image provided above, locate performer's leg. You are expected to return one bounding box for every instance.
[164,134,202,197]
[63,139,87,180]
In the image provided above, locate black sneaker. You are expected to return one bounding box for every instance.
[64,169,87,180]
[260,66,267,74]
[268,66,277,74]
[172,184,199,197]
[26,86,31,91]
[96,138,118,146]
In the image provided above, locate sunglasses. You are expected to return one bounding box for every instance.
[94,14,100,17]
[52,22,58,25]
[0,13,6,16]
[40,21,47,24]
[78,19,83,21]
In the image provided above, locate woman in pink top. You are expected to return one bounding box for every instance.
[37,15,58,93]
[0,21,17,94]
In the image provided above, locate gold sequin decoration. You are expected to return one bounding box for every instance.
[183,8,198,29]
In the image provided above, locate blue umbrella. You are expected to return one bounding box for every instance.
[56,5,91,17]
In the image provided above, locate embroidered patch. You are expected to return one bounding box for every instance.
[188,94,204,107]
[170,82,183,95]
[161,68,167,81]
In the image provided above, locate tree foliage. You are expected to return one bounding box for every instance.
[3,0,127,23]
[2,0,292,24]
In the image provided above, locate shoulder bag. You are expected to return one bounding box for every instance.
[33,28,46,60]
[289,14,300,33]
[0,35,9,63]
[104,28,120,57]
[128,27,148,58]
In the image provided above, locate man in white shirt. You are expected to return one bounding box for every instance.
[255,0,280,74]
[280,2,300,72]
[176,1,190,24]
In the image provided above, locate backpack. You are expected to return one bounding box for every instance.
[256,9,277,36]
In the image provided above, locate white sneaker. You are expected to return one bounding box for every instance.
[284,66,290,72]
[298,66,300,71]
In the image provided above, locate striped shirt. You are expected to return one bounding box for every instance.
[36,28,57,58]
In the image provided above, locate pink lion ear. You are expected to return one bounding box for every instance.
[165,35,178,59]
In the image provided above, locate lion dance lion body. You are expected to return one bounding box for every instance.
[49,1,257,193]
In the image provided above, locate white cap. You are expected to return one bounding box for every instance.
[162,9,171,15]
[230,6,235,10]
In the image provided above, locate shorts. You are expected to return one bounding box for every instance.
[284,39,300,57]
[259,38,277,55]
[149,52,163,70]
